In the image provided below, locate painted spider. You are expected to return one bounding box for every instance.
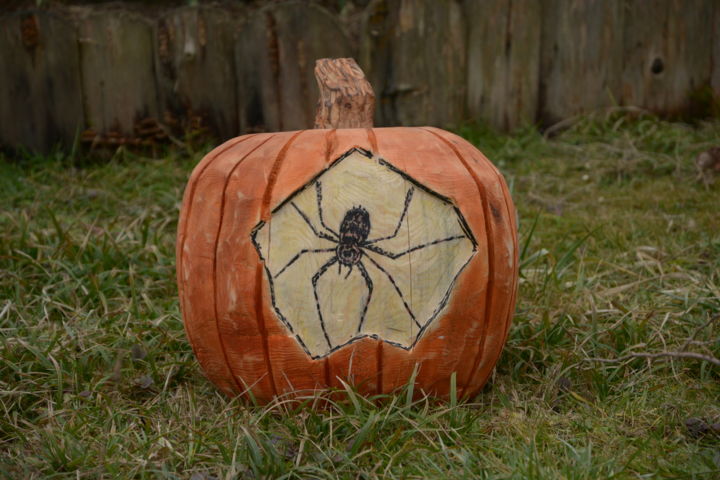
[273,180,466,350]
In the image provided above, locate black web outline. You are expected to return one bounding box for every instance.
[250,148,478,360]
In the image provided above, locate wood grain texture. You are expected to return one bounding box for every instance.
[236,1,353,133]
[0,10,84,153]
[370,128,486,396]
[622,0,713,114]
[178,128,517,402]
[216,131,326,397]
[714,3,720,104]
[321,129,385,396]
[313,58,375,129]
[360,0,467,128]
[539,0,623,124]
[156,5,242,140]
[421,127,518,398]
[75,6,159,136]
[464,0,541,131]
[253,149,475,358]
[177,134,272,395]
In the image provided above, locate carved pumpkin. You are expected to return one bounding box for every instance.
[176,59,518,402]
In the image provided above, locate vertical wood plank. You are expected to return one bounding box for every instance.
[155,6,242,141]
[0,10,84,153]
[713,2,720,105]
[622,0,713,114]
[539,0,623,124]
[360,0,467,128]
[464,0,540,131]
[76,6,159,136]
[236,1,353,133]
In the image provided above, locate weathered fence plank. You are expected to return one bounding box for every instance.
[714,3,720,104]
[622,0,713,114]
[360,0,466,128]
[156,6,242,141]
[236,1,353,132]
[76,6,159,137]
[539,0,623,124]
[0,10,84,153]
[465,0,540,131]
[2,0,718,153]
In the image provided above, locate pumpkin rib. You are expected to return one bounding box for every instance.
[368,127,488,396]
[255,130,306,398]
[324,128,338,163]
[480,164,518,386]
[178,134,260,395]
[212,134,277,395]
[419,127,497,398]
[366,128,379,152]
[213,133,322,401]
[183,135,276,395]
[414,127,490,395]
[178,135,257,336]
[375,338,383,395]
[323,357,331,387]
[495,173,519,349]
[437,130,518,377]
[427,129,518,398]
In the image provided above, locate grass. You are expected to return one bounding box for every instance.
[1,112,719,479]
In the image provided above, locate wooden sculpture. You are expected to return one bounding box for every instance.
[176,58,518,403]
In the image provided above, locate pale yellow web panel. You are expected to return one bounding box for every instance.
[253,150,475,358]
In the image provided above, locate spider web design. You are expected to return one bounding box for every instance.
[251,148,477,359]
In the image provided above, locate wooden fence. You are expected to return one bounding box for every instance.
[1,0,718,153]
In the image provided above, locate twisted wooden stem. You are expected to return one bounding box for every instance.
[313,58,375,129]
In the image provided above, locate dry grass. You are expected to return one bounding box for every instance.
[1,112,719,478]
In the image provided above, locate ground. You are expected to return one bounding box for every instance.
[0,112,718,478]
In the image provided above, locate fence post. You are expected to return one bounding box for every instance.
[0,10,84,153]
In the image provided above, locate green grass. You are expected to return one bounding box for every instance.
[1,113,719,479]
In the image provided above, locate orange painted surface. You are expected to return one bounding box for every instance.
[177,128,519,403]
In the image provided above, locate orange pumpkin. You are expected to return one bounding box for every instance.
[176,59,518,402]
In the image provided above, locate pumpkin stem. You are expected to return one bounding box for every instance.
[313,58,375,129]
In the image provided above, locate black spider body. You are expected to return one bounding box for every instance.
[273,180,465,351]
[336,207,370,267]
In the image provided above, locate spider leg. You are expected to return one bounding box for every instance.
[344,264,354,279]
[362,253,420,328]
[363,235,465,259]
[315,182,339,238]
[356,261,373,333]
[365,187,414,245]
[312,257,339,349]
[274,248,336,278]
[291,202,338,242]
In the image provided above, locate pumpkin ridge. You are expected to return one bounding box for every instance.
[178,134,258,394]
[323,357,331,388]
[256,130,305,398]
[212,134,276,395]
[494,163,519,351]
[366,128,378,152]
[420,127,496,398]
[323,128,338,165]
[178,134,257,316]
[429,129,519,398]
